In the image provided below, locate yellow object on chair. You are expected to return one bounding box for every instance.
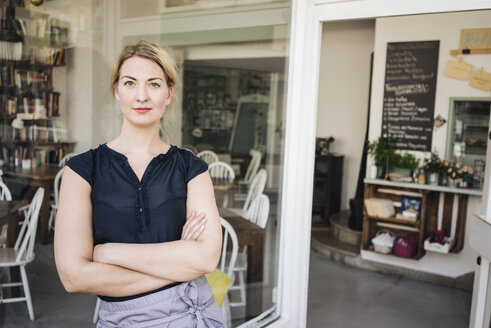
[205,269,231,308]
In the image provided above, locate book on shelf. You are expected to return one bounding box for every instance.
[400,196,421,221]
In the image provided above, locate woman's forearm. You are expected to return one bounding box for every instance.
[94,239,220,282]
[58,257,173,297]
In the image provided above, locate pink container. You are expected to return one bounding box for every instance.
[393,236,417,258]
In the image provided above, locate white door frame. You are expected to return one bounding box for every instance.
[273,1,491,327]
[102,1,491,327]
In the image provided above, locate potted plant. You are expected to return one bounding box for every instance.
[423,151,442,185]
[367,137,396,179]
[386,152,420,182]
[390,152,420,173]
[442,160,473,188]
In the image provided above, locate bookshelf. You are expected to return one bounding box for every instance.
[0,3,73,169]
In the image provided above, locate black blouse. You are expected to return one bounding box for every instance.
[66,144,208,301]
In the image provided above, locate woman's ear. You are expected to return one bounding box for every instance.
[165,86,174,106]
[114,88,120,101]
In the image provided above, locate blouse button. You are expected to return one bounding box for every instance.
[139,208,143,213]
[138,187,141,191]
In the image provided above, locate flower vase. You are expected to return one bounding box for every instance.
[447,177,459,188]
[426,172,439,186]
[441,173,447,186]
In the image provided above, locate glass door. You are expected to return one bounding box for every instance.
[446,98,491,190]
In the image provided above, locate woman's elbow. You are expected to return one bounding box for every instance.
[199,245,221,274]
[55,260,90,293]
[58,270,83,293]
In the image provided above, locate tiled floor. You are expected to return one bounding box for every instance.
[0,241,473,327]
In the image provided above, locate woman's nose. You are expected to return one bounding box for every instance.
[136,84,148,101]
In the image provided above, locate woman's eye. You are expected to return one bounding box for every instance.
[123,80,134,86]
[150,82,161,88]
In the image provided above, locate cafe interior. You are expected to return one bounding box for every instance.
[1,0,491,327]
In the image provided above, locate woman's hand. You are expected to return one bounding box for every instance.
[181,211,207,241]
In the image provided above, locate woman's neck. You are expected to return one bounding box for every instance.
[110,120,169,156]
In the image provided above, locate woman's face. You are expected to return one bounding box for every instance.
[115,56,173,127]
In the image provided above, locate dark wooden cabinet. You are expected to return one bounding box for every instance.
[312,154,343,224]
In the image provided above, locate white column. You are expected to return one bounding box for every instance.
[272,0,320,326]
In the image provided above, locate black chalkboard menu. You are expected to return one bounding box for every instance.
[381,40,440,151]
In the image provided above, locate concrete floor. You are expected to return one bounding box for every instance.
[0,241,473,327]
[307,250,472,328]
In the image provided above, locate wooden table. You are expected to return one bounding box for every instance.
[3,165,61,244]
[219,207,265,320]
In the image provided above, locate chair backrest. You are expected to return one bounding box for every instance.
[209,161,236,182]
[54,167,65,207]
[58,152,76,167]
[197,150,219,165]
[14,187,44,262]
[243,168,267,212]
[220,217,238,285]
[245,194,270,229]
[0,180,12,201]
[244,150,262,183]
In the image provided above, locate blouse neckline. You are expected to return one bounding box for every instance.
[101,143,176,185]
[101,143,176,161]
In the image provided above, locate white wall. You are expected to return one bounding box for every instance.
[317,20,375,210]
[366,10,491,277]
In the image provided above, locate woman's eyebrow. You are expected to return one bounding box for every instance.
[121,76,164,81]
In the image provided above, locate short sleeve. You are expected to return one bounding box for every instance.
[66,150,93,186]
[182,149,208,183]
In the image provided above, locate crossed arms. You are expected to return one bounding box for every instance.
[54,167,222,297]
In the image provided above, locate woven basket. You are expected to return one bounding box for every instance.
[371,230,395,254]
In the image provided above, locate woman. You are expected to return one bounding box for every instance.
[54,40,224,327]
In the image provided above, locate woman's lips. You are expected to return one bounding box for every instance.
[133,107,152,114]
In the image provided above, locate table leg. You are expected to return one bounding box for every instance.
[245,234,265,319]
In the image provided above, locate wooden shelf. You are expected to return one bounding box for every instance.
[366,215,419,226]
[362,181,470,259]
[364,178,483,196]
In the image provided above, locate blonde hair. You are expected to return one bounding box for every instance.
[110,40,177,96]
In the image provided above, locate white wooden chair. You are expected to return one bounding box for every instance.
[209,161,235,181]
[48,167,64,232]
[0,180,12,201]
[0,187,44,321]
[230,169,267,217]
[58,152,76,167]
[0,181,12,248]
[93,217,239,325]
[209,162,236,208]
[234,150,263,203]
[219,217,238,327]
[243,149,262,185]
[197,150,219,165]
[245,194,270,229]
[93,297,101,323]
[228,194,270,309]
